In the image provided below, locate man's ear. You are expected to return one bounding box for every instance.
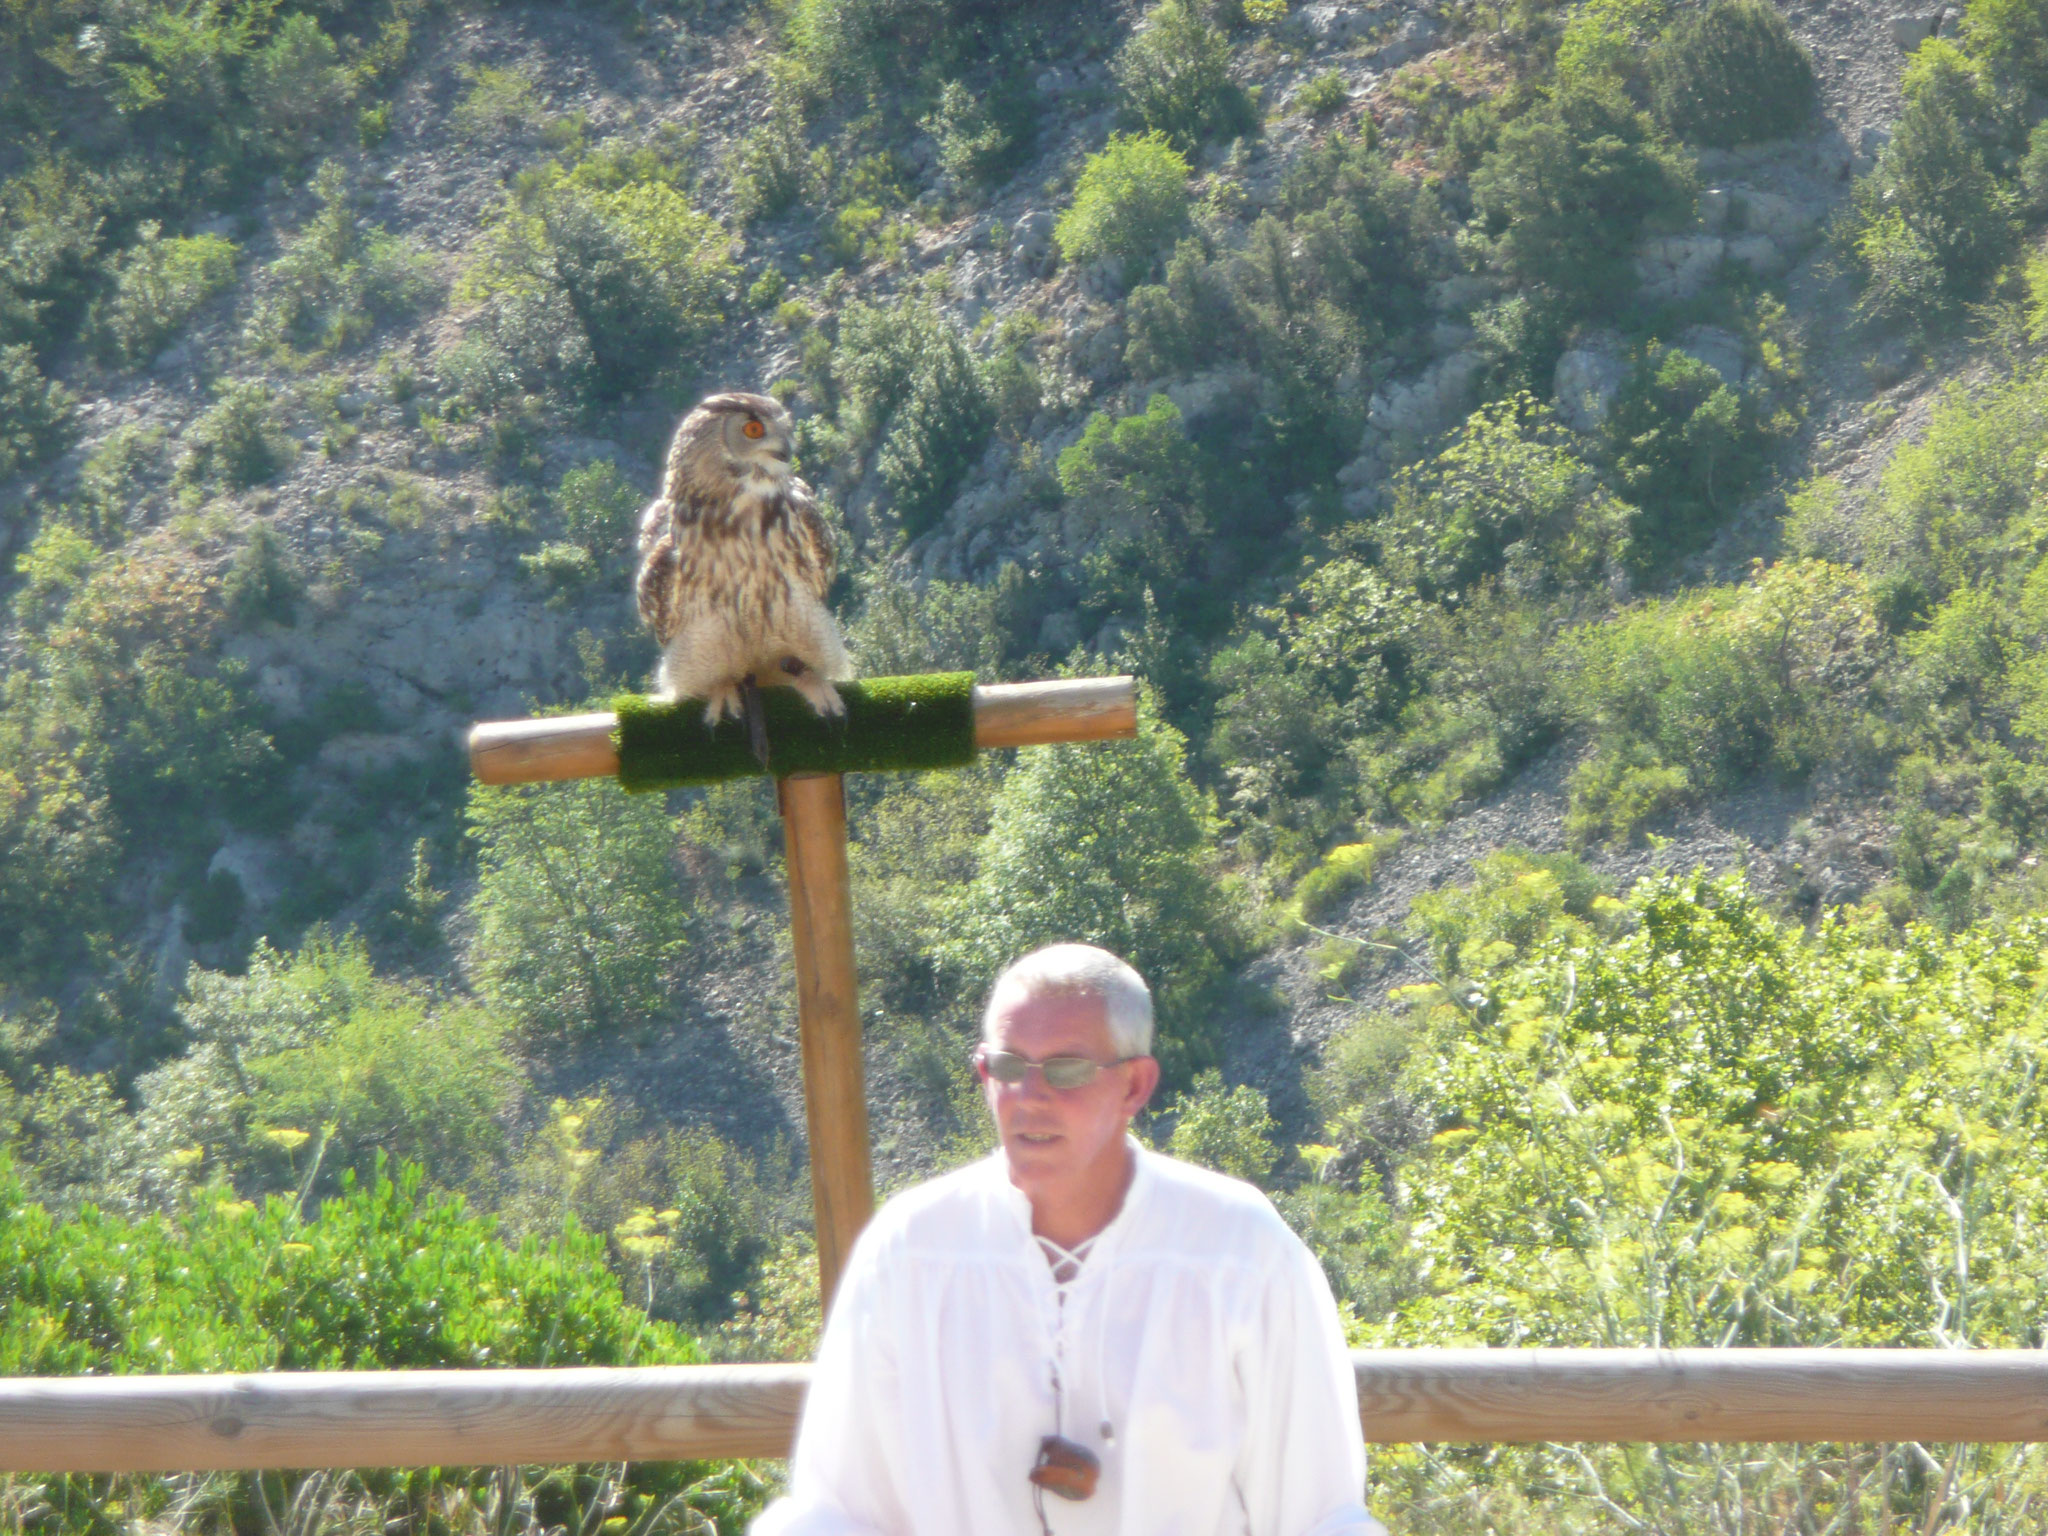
[1123,1056,1161,1117]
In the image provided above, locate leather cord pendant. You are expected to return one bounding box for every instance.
[1029,1435,1101,1502]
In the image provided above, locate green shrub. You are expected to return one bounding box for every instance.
[0,729,118,995]
[1845,42,2018,316]
[834,298,992,537]
[1165,1070,1277,1184]
[1379,393,1635,599]
[1553,0,1663,94]
[1292,834,1401,922]
[1113,0,1253,149]
[1057,393,1212,613]
[1647,0,1817,147]
[1470,79,1694,314]
[554,457,641,555]
[848,758,1001,1007]
[728,105,809,223]
[1564,738,1693,843]
[0,1151,703,1370]
[247,162,440,356]
[2021,121,2048,215]
[137,933,517,1200]
[1862,361,2048,601]
[466,169,735,395]
[845,571,1005,676]
[1209,559,1424,833]
[1057,131,1192,277]
[1961,0,2048,93]
[466,777,692,1037]
[1851,209,1948,332]
[1604,343,1772,568]
[1295,71,1348,117]
[518,538,597,597]
[0,1146,757,1529]
[923,79,1031,193]
[177,380,293,492]
[875,324,993,537]
[88,221,237,365]
[1124,130,1430,411]
[449,63,551,141]
[0,160,108,357]
[1407,846,1612,979]
[223,525,300,627]
[1123,238,1242,377]
[1558,561,1884,837]
[789,0,982,95]
[1360,873,2048,1523]
[0,341,73,482]
[243,11,354,156]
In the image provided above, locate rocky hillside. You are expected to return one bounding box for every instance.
[3,0,2045,1197]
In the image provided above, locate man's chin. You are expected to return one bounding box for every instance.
[1002,1133,1070,1175]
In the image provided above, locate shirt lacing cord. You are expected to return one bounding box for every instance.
[1032,1235,1115,1536]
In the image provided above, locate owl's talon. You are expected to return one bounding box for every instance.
[791,673,846,720]
[700,686,745,728]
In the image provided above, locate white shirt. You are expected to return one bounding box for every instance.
[754,1142,1387,1536]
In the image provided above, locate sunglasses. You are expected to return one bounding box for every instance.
[976,1049,1139,1091]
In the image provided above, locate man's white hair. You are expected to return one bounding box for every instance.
[982,943,1155,1059]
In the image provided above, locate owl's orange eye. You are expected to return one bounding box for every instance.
[742,418,766,439]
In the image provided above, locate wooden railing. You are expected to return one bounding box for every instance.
[6,1351,2048,1473]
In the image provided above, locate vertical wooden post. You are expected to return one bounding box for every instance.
[777,772,874,1309]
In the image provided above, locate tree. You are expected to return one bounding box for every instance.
[0,341,73,481]
[1470,80,1695,316]
[1378,394,1634,598]
[1604,344,1769,568]
[1112,0,1253,149]
[943,696,1233,1084]
[466,779,692,1037]
[138,932,515,1201]
[1648,0,1817,147]
[1847,41,2018,318]
[1166,1070,1277,1183]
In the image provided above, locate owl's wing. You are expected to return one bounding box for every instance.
[634,499,682,646]
[783,476,835,603]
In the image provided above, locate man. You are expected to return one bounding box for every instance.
[755,943,1387,1536]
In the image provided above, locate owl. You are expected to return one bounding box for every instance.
[635,392,851,761]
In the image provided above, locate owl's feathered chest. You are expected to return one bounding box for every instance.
[635,471,833,646]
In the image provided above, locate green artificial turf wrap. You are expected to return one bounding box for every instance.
[612,672,978,790]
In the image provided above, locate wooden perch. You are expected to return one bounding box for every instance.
[9,1350,2048,1473]
[469,676,1138,787]
[464,672,1138,1306]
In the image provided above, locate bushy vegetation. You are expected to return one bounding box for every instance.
[1471,79,1695,317]
[247,161,438,357]
[0,343,73,482]
[1113,0,1254,150]
[89,222,238,365]
[1647,0,1818,147]
[462,155,736,396]
[943,697,1238,1085]
[1,1152,762,1534]
[1055,132,1193,279]
[822,296,993,536]
[1841,32,2031,330]
[1363,872,2048,1529]
[12,5,2048,1532]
